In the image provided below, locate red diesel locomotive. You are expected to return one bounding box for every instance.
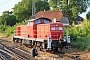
[12,17,70,51]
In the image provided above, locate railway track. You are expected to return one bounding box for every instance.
[11,46,32,59]
[0,43,29,60]
[0,38,81,60]
[1,38,90,60]
[0,50,13,60]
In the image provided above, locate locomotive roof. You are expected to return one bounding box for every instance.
[30,11,63,21]
[28,17,52,22]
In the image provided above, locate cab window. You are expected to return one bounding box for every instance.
[59,27,63,30]
[35,19,41,24]
[51,27,55,30]
[44,19,50,24]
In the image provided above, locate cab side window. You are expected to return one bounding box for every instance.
[35,19,41,24]
[44,19,50,24]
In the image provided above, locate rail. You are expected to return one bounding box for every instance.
[0,43,27,60]
[0,53,8,60]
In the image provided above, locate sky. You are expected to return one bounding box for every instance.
[0,0,90,19]
[79,6,90,19]
[0,0,22,15]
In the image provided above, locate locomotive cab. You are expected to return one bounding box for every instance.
[50,23,64,40]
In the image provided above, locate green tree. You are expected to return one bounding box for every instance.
[49,0,90,22]
[86,11,90,20]
[49,0,60,10]
[13,0,50,22]
[35,0,50,12]
[13,0,32,22]
[0,11,17,26]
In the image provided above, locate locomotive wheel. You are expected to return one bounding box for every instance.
[33,42,44,51]
[14,39,17,43]
[13,38,16,44]
[13,39,15,43]
[35,42,42,51]
[21,40,24,45]
[54,47,58,52]
[51,46,58,53]
[29,40,32,48]
[40,43,44,51]
[16,38,20,43]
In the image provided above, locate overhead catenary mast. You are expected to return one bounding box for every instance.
[32,0,36,18]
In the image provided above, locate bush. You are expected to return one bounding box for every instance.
[0,24,8,32]
[65,19,90,50]
[0,19,28,37]
[71,41,78,48]
[71,37,90,50]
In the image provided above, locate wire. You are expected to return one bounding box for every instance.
[0,0,12,9]
[0,0,9,5]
